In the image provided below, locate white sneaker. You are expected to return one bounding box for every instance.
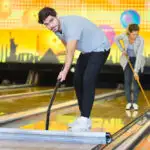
[132,103,139,110]
[125,110,132,117]
[68,117,81,128]
[68,116,92,132]
[132,111,138,118]
[126,103,132,110]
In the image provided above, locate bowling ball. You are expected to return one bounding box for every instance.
[120,10,140,28]
[99,25,116,46]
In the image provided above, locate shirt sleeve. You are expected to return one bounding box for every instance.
[115,33,125,51]
[134,37,145,73]
[65,25,83,42]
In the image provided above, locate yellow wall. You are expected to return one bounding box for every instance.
[0,0,150,65]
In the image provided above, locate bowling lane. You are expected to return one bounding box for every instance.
[0,86,52,96]
[57,91,150,134]
[134,132,150,150]
[0,88,112,116]
[3,90,149,135]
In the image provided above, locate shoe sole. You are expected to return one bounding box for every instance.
[68,128,91,132]
[68,126,92,131]
[68,122,92,128]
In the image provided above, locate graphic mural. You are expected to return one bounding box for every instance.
[0,0,150,65]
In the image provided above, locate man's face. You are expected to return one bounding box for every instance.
[129,31,139,40]
[43,15,60,32]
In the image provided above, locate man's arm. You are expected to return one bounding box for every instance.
[57,40,77,82]
[63,40,77,73]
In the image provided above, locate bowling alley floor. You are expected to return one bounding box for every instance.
[0,88,150,150]
[0,86,50,96]
[15,91,149,134]
[0,90,149,135]
[0,87,112,115]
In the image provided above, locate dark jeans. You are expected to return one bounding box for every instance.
[74,49,110,118]
[124,57,140,104]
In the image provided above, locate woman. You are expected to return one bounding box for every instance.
[115,24,145,110]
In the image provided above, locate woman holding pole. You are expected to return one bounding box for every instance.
[115,24,145,110]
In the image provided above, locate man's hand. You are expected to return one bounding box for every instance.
[57,70,68,82]
[134,72,139,81]
[122,50,127,56]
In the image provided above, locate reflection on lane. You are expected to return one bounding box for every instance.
[0,89,111,116]
[19,91,150,134]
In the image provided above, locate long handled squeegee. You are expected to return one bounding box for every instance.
[46,80,61,130]
[126,55,150,107]
[45,79,112,145]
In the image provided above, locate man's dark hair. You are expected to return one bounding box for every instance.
[38,7,57,24]
[128,24,140,33]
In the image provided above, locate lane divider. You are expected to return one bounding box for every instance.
[0,87,74,100]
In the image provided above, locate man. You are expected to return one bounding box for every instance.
[38,7,110,132]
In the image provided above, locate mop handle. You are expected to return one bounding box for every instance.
[125,55,150,107]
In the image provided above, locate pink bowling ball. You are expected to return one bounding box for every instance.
[99,25,116,46]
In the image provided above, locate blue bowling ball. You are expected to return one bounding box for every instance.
[120,10,140,28]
